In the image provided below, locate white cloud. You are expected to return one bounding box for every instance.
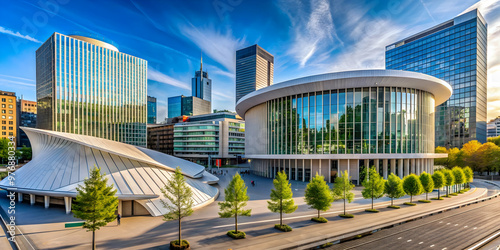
[0,78,36,87]
[147,68,190,90]
[0,26,41,43]
[0,74,35,82]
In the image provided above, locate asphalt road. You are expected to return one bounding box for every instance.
[328,181,500,250]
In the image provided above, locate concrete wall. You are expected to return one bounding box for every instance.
[245,103,267,155]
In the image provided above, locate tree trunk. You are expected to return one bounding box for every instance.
[371,197,374,210]
[391,197,393,206]
[410,195,412,203]
[92,231,95,250]
[179,218,182,245]
[426,192,428,201]
[438,189,440,199]
[280,199,283,226]
[317,209,320,219]
[235,214,238,233]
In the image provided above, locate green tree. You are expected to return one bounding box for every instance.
[268,171,298,227]
[442,169,455,196]
[161,167,193,248]
[432,171,445,199]
[419,172,434,201]
[18,146,32,161]
[384,173,406,207]
[332,170,355,216]
[475,142,500,175]
[463,166,474,188]
[488,135,500,147]
[218,173,251,234]
[304,173,333,219]
[361,167,385,211]
[402,174,423,204]
[72,166,119,250]
[451,167,465,192]
[461,140,483,170]
[0,138,10,163]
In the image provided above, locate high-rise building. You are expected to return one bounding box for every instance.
[147,96,157,124]
[386,9,487,148]
[487,117,500,138]
[167,95,210,118]
[235,44,274,103]
[147,123,174,155]
[36,33,148,147]
[17,99,37,147]
[0,91,17,140]
[192,54,212,105]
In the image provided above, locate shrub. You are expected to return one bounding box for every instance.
[443,195,452,198]
[403,202,416,206]
[418,200,431,203]
[365,209,379,213]
[227,230,246,239]
[311,217,328,223]
[320,242,334,248]
[431,197,444,200]
[387,205,400,209]
[450,193,458,196]
[339,213,354,218]
[274,224,293,232]
[170,240,190,250]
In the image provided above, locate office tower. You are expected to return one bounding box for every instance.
[235,44,274,103]
[386,9,487,148]
[36,33,148,147]
[192,54,212,105]
[147,96,157,124]
[17,99,37,147]
[147,123,174,155]
[167,95,210,118]
[0,91,17,140]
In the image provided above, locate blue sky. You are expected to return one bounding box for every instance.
[1,0,499,122]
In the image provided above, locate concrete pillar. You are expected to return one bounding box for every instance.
[64,197,72,214]
[289,159,292,180]
[319,159,322,176]
[416,159,421,175]
[390,159,396,175]
[18,193,23,202]
[404,159,410,176]
[44,196,50,209]
[347,159,350,177]
[30,194,35,205]
[398,159,404,179]
[302,159,305,182]
[118,200,123,215]
[328,160,332,183]
[430,159,434,174]
[375,159,380,176]
[295,159,298,181]
[383,159,388,179]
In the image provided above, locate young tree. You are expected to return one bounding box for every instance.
[332,170,355,217]
[475,143,500,175]
[161,167,194,249]
[304,173,333,221]
[402,174,423,204]
[451,167,465,192]
[442,169,455,196]
[361,167,385,211]
[463,166,474,188]
[419,172,434,201]
[73,166,119,250]
[268,171,298,228]
[219,173,251,236]
[432,171,445,199]
[384,173,406,208]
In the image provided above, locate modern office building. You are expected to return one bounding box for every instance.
[147,123,174,155]
[36,33,148,147]
[17,99,37,147]
[192,55,212,104]
[487,117,500,138]
[0,91,17,140]
[173,112,245,166]
[235,44,274,103]
[236,70,451,184]
[0,127,219,217]
[147,96,157,124]
[386,9,487,148]
[167,95,210,118]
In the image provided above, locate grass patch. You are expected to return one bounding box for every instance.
[431,197,444,200]
[274,224,292,232]
[387,205,400,209]
[443,195,452,198]
[311,217,328,223]
[170,240,190,250]
[404,202,417,206]
[418,200,431,203]
[365,209,379,213]
[339,214,354,218]
[320,242,334,248]
[227,230,246,239]
[450,193,458,196]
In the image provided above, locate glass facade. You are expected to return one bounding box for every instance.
[168,95,211,118]
[235,45,274,103]
[192,70,212,103]
[267,87,435,155]
[36,33,148,147]
[147,96,157,124]
[168,96,182,118]
[386,10,487,147]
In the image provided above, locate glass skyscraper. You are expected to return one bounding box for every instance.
[36,33,148,147]
[147,96,157,124]
[167,95,210,118]
[192,55,212,105]
[235,44,274,103]
[386,9,487,148]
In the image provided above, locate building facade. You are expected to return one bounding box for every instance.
[167,95,210,118]
[147,96,157,124]
[487,117,500,138]
[36,33,148,147]
[236,70,451,184]
[17,99,37,147]
[386,9,487,148]
[192,56,212,104]
[147,123,174,155]
[0,91,17,140]
[235,44,274,103]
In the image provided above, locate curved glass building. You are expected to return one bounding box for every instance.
[236,70,452,184]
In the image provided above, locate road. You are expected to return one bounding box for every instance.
[328,181,500,250]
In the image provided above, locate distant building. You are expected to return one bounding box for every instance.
[487,117,500,138]
[17,99,37,147]
[167,95,210,118]
[147,96,157,124]
[386,9,487,148]
[235,44,274,103]
[192,55,212,105]
[36,33,147,147]
[147,123,174,155]
[0,91,16,140]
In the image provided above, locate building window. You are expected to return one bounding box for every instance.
[8,110,12,114]
[1,98,5,102]
[1,132,5,135]
[8,99,12,103]
[8,116,13,119]
[8,132,13,136]
[8,105,13,108]
[8,121,12,125]
[8,127,12,130]
[1,126,5,130]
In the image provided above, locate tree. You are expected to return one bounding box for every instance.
[0,138,10,163]
[475,142,500,175]
[18,146,32,161]
[268,171,298,227]
[304,173,333,220]
[218,173,251,234]
[161,167,193,248]
[72,166,119,250]
[488,135,500,147]
[432,171,445,199]
[442,169,455,196]
[419,172,434,201]
[361,167,385,211]
[384,173,406,207]
[402,174,423,204]
[451,167,465,192]
[461,140,483,170]
[463,166,474,188]
[332,170,355,216]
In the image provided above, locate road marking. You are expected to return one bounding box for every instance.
[447,223,451,225]
[407,239,412,242]
[439,221,443,223]
[419,242,424,244]
[430,245,435,247]
[473,227,477,230]
[464,226,468,228]
[454,224,459,226]
[442,248,447,250]
[398,237,402,239]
